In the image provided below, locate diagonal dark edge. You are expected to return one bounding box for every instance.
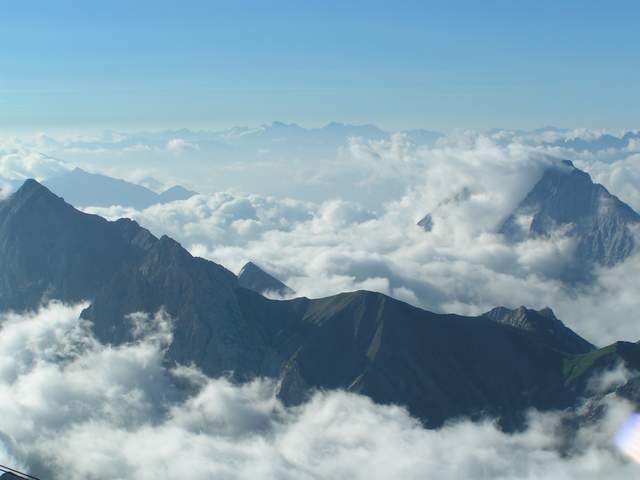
[0,464,41,480]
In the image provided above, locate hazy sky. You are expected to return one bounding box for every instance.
[1,0,639,133]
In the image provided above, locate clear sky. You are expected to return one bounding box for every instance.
[1,0,639,133]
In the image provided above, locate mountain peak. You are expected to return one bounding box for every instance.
[238,261,294,297]
[14,178,51,196]
[499,160,640,278]
[2,179,66,214]
[483,306,594,354]
[44,169,196,209]
[560,159,575,169]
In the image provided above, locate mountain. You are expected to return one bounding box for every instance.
[543,131,640,152]
[237,261,294,296]
[218,122,441,146]
[500,160,640,280]
[44,168,196,209]
[0,179,157,311]
[417,187,472,232]
[1,180,639,429]
[483,306,595,354]
[157,185,197,203]
[238,289,638,428]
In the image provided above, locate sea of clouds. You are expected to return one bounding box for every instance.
[0,302,637,480]
[1,126,639,347]
[1,126,640,478]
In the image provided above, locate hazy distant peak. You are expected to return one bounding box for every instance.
[158,185,198,203]
[43,168,196,209]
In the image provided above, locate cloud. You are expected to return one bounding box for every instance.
[575,154,640,211]
[166,138,200,153]
[1,302,639,480]
[84,192,315,250]
[0,146,69,183]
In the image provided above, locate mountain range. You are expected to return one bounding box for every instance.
[1,180,639,430]
[44,168,197,209]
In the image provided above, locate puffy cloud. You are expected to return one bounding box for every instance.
[0,145,69,183]
[1,303,639,480]
[166,138,200,153]
[84,192,315,252]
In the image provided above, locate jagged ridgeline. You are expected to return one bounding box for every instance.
[1,180,639,429]
[237,261,295,297]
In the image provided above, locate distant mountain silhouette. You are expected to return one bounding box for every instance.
[44,168,196,209]
[237,261,294,296]
[1,180,639,429]
[543,131,640,152]
[157,185,196,203]
[219,121,441,146]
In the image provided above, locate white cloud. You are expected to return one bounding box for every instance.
[1,303,639,480]
[0,146,69,183]
[166,138,200,153]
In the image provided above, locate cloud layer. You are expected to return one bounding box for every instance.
[0,303,638,480]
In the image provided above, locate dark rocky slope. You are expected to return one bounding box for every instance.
[500,160,640,280]
[1,180,638,429]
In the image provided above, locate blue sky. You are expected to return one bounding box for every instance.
[1,0,639,132]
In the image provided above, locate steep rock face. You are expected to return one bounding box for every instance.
[237,261,294,296]
[83,238,281,381]
[0,181,279,381]
[0,180,156,310]
[500,161,640,278]
[483,306,595,354]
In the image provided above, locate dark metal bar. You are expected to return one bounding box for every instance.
[0,464,41,480]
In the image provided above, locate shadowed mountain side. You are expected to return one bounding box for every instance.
[2,180,639,430]
[0,179,157,310]
[234,289,620,429]
[500,160,640,281]
[82,237,283,381]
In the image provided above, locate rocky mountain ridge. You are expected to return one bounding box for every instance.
[1,180,638,429]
